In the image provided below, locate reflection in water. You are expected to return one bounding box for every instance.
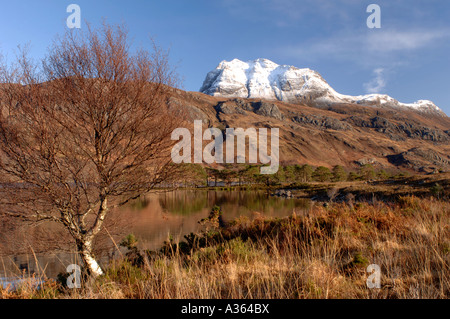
[158,190,309,218]
[1,190,310,279]
[128,190,310,252]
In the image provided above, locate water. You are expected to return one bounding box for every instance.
[128,189,310,250]
[0,189,310,280]
[0,277,44,291]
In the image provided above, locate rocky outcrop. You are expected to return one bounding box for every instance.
[345,116,449,142]
[398,123,448,142]
[292,114,352,131]
[215,99,283,120]
[355,158,378,166]
[252,102,284,120]
[387,147,450,170]
[271,189,294,198]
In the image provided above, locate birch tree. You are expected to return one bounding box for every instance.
[0,23,181,277]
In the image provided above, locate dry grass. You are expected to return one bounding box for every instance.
[2,195,449,299]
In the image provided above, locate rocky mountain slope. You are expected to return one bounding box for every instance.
[200,58,446,117]
[167,83,450,173]
[1,78,447,174]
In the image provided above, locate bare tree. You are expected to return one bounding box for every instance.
[0,23,182,277]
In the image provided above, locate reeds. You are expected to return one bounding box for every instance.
[2,195,449,299]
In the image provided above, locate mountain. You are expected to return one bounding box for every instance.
[2,78,447,175]
[200,58,446,116]
[166,82,450,173]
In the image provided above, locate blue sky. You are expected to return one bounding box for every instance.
[1,0,449,115]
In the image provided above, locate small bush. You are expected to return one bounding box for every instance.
[429,183,444,197]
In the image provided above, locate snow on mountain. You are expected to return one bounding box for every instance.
[199,58,445,116]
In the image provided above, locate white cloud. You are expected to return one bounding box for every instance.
[279,29,450,65]
[220,0,356,26]
[364,68,386,94]
[367,30,449,52]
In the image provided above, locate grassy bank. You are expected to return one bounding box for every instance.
[2,194,448,299]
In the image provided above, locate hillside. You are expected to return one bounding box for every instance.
[1,81,448,173]
[167,86,450,173]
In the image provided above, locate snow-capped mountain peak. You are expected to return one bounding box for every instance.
[200,58,445,116]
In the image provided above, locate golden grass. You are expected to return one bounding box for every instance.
[2,195,449,299]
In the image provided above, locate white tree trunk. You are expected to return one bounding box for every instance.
[82,251,103,278]
[78,239,104,277]
[77,196,108,278]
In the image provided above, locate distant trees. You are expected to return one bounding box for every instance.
[284,165,296,183]
[272,164,314,183]
[220,167,237,187]
[348,171,362,181]
[176,162,395,188]
[0,23,181,277]
[332,165,347,182]
[359,164,376,180]
[204,165,255,187]
[256,164,314,185]
[179,164,207,187]
[205,168,220,186]
[377,169,390,180]
[241,165,261,185]
[297,164,314,183]
[312,166,332,182]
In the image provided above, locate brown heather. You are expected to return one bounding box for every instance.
[2,195,448,299]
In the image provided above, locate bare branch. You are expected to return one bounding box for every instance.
[0,22,183,277]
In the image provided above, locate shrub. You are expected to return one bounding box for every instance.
[359,164,375,180]
[430,183,444,197]
[312,166,332,182]
[347,172,362,181]
[332,165,347,182]
[327,187,339,202]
